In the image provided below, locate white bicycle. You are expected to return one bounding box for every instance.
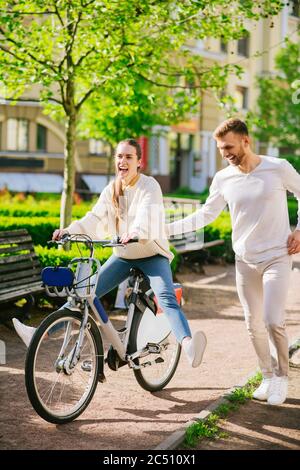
[25,234,182,424]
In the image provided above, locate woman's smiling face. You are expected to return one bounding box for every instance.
[115,142,140,184]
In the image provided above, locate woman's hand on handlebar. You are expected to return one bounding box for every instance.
[52,229,69,241]
[119,232,139,244]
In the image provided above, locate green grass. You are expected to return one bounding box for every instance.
[183,372,263,448]
[185,414,221,447]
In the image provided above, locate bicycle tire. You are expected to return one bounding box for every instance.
[128,308,181,392]
[25,308,103,424]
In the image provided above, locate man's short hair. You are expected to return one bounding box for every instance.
[213,118,249,139]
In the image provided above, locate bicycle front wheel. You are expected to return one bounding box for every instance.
[25,309,103,424]
[128,308,181,392]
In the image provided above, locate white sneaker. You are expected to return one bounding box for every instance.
[12,318,36,348]
[183,331,207,368]
[268,376,288,406]
[252,377,273,401]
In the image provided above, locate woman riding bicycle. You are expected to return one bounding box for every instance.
[13,138,206,368]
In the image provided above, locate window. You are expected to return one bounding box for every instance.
[7,118,29,151]
[168,132,195,189]
[289,0,300,17]
[0,157,44,168]
[89,139,109,156]
[237,36,249,57]
[149,136,160,175]
[220,40,228,53]
[37,124,47,152]
[235,86,249,110]
[193,151,202,178]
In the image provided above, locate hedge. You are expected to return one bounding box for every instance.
[204,212,234,262]
[0,202,92,219]
[36,244,180,275]
[10,201,300,264]
[1,201,195,221]
[0,207,235,261]
[288,198,298,227]
[8,205,300,265]
[35,244,112,268]
[0,216,59,246]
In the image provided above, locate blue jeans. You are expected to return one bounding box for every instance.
[95,254,191,343]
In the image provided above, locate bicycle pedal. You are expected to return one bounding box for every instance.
[155,357,164,363]
[146,343,161,354]
[140,356,164,368]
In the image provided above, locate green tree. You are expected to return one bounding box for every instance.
[0,0,284,227]
[78,76,201,180]
[248,33,300,155]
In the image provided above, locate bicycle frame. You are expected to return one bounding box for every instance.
[43,235,170,369]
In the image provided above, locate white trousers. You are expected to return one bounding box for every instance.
[236,255,292,378]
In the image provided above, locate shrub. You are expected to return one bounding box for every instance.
[35,244,113,268]
[36,243,180,274]
[170,245,180,274]
[0,201,93,219]
[0,212,233,262]
[288,198,298,227]
[165,186,209,203]
[204,211,234,262]
[0,217,59,246]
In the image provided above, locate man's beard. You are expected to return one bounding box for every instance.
[227,148,245,166]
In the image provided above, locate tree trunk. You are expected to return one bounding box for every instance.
[60,82,77,230]
[107,142,114,185]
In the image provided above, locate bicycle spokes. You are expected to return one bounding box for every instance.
[27,314,100,420]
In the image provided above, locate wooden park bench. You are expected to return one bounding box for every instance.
[164,196,225,270]
[0,229,44,320]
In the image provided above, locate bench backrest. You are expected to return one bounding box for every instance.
[0,229,43,302]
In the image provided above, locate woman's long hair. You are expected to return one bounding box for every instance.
[112,139,142,232]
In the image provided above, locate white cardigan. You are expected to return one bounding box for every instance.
[67,174,173,261]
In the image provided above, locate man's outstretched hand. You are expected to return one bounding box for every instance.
[287,230,300,255]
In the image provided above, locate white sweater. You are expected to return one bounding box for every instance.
[167,156,300,263]
[67,174,173,261]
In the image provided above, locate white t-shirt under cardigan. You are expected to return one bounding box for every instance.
[67,173,173,261]
[167,156,300,264]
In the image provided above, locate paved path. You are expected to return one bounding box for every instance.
[0,255,299,450]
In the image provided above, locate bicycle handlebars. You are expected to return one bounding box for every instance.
[48,233,139,248]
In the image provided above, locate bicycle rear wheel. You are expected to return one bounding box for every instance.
[128,307,181,392]
[25,309,103,424]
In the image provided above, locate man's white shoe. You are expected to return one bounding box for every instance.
[252,377,273,401]
[183,330,207,368]
[267,376,288,406]
[12,318,36,348]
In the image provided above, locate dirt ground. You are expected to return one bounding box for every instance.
[0,255,299,451]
